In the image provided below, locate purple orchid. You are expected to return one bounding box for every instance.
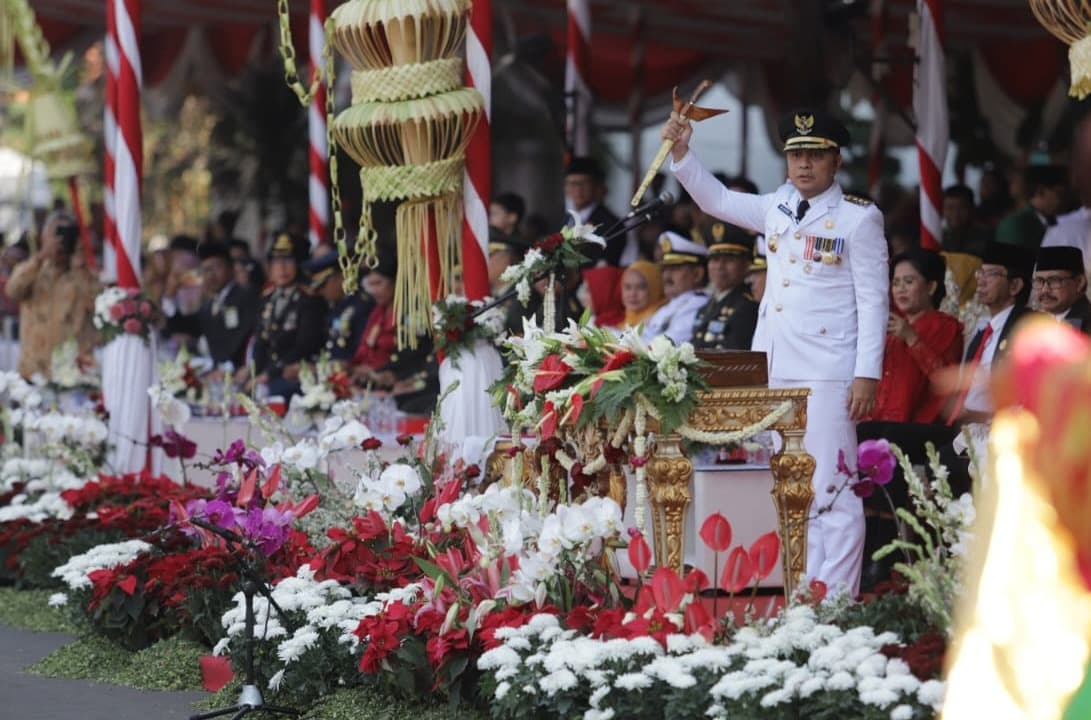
[212,439,265,471]
[239,506,295,556]
[857,439,896,486]
[203,499,238,530]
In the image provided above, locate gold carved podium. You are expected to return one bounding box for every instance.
[645,386,814,598]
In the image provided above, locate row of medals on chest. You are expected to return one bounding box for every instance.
[766,218,842,267]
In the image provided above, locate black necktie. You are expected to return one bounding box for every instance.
[796,200,810,222]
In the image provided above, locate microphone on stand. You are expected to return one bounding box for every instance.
[624,190,675,220]
[602,191,675,239]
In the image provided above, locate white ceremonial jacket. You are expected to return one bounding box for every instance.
[640,289,708,346]
[673,153,888,381]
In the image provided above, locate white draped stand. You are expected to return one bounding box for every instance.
[438,340,506,463]
[102,334,162,475]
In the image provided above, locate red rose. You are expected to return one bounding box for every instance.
[361,437,383,451]
[108,304,125,321]
[122,318,143,334]
[396,433,413,446]
[534,232,564,254]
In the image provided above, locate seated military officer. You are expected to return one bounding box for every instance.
[692,227,758,350]
[640,232,709,345]
[248,232,327,398]
[747,243,768,303]
[196,240,259,369]
[304,251,373,365]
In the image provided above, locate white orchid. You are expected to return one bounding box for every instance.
[565,210,607,247]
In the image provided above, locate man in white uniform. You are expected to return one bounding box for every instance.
[663,107,888,596]
[640,232,709,345]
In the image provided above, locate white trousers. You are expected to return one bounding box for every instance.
[771,377,864,597]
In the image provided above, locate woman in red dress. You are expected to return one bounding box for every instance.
[868,248,962,423]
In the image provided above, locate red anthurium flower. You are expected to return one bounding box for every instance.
[650,567,686,613]
[601,349,636,373]
[533,354,573,393]
[566,393,585,426]
[237,467,258,507]
[540,402,558,440]
[721,546,754,594]
[749,531,781,581]
[261,464,282,500]
[683,602,714,641]
[808,579,828,604]
[683,568,710,594]
[699,512,732,553]
[627,533,652,574]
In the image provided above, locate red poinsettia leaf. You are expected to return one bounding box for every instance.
[683,601,714,640]
[118,575,138,595]
[628,533,652,574]
[808,579,828,604]
[683,568,710,593]
[532,355,573,393]
[749,531,781,581]
[237,467,258,507]
[699,512,732,553]
[721,546,754,594]
[261,464,282,500]
[650,567,686,612]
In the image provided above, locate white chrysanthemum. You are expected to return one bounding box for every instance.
[47,592,68,607]
[614,672,652,691]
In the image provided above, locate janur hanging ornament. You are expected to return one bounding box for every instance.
[330,0,484,349]
[1030,0,1091,99]
[1,0,94,179]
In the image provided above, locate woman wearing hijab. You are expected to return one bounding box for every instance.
[620,260,667,330]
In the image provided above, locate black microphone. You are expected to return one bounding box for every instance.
[624,191,675,220]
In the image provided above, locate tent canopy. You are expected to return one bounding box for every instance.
[28,0,1061,109]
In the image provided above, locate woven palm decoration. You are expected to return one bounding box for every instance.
[331,0,484,348]
[1030,0,1091,99]
[1,0,93,179]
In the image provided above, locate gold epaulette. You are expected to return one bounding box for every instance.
[844,194,873,207]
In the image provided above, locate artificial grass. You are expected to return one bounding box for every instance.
[3,589,489,719]
[0,587,79,633]
[27,632,206,691]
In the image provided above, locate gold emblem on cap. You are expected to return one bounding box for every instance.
[794,113,815,136]
[273,234,293,252]
[711,223,725,243]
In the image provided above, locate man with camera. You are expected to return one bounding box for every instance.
[6,211,99,379]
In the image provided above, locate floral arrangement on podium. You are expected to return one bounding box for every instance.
[431,295,505,368]
[492,318,794,530]
[292,353,354,418]
[93,286,159,344]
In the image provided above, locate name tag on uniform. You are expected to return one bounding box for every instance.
[708,320,725,334]
[224,307,239,329]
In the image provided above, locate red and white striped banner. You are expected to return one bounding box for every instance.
[565,0,591,156]
[111,0,142,287]
[461,0,491,301]
[913,0,947,252]
[308,0,328,249]
[103,0,118,280]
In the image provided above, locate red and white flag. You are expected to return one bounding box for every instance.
[565,0,591,156]
[308,0,329,249]
[461,0,491,301]
[914,0,947,252]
